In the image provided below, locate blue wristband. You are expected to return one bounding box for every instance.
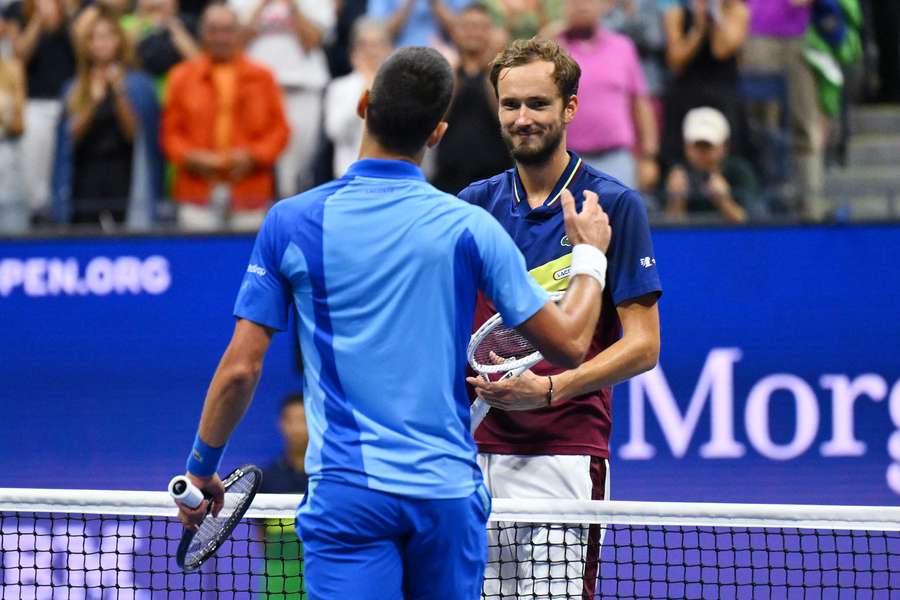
[185,432,226,477]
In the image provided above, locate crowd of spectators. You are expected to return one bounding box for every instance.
[0,0,892,233]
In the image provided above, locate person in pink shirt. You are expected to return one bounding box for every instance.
[550,0,659,195]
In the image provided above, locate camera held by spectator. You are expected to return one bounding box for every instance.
[664,106,759,224]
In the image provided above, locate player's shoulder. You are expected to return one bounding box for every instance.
[458,168,515,207]
[578,160,645,213]
[266,178,351,222]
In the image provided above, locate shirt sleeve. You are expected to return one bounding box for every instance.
[605,190,662,305]
[457,182,488,209]
[233,208,292,330]
[469,210,549,328]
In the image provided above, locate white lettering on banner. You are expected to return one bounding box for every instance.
[0,256,171,297]
[621,348,900,495]
[820,374,887,456]
[745,374,819,460]
[887,381,900,494]
[619,348,746,460]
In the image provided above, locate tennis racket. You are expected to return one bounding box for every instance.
[168,464,263,572]
[467,292,564,434]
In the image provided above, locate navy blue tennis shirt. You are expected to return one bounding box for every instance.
[459,152,662,457]
[233,159,549,499]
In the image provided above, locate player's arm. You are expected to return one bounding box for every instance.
[513,189,611,369]
[175,318,275,529]
[548,294,659,401]
[469,295,659,410]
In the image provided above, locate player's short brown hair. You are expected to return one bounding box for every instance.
[489,38,581,103]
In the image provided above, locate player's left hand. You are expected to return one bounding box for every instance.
[466,369,551,411]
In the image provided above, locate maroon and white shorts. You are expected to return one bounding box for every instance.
[477,454,610,600]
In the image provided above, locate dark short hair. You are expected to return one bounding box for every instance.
[366,47,454,157]
[280,393,304,414]
[489,38,581,103]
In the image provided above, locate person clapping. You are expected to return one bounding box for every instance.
[52,9,162,229]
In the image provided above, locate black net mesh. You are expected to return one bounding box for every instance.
[1,512,898,598]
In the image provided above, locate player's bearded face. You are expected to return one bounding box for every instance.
[497,62,569,166]
[500,107,565,166]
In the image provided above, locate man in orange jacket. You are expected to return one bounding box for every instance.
[162,3,289,231]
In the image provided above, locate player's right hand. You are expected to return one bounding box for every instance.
[175,472,225,531]
[560,189,612,253]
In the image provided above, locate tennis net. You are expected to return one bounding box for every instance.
[1,488,899,599]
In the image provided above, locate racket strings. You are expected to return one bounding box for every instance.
[472,325,537,368]
[186,471,259,561]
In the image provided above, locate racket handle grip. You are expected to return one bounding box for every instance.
[168,475,204,509]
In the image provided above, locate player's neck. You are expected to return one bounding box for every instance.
[358,133,424,165]
[516,145,571,209]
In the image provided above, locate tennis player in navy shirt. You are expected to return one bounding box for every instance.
[174,46,616,599]
[462,39,662,598]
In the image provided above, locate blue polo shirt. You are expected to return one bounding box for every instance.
[233,159,548,499]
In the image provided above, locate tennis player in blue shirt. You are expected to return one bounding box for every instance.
[174,46,613,599]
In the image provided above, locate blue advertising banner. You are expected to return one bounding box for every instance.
[1,225,899,505]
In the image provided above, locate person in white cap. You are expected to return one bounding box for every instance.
[663,105,758,223]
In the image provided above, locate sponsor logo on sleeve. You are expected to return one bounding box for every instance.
[247,264,267,277]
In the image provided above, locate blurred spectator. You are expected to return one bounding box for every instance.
[741,0,824,220]
[0,21,26,234]
[661,0,749,169]
[259,393,308,600]
[72,0,131,41]
[51,10,163,228]
[870,1,900,102]
[664,106,756,223]
[483,0,560,41]
[432,3,511,194]
[324,17,391,179]
[231,0,334,197]
[324,0,367,77]
[261,393,309,494]
[4,0,78,222]
[367,0,468,47]
[121,0,199,97]
[603,0,666,99]
[161,3,289,231]
[553,0,659,192]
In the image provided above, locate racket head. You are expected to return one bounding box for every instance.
[176,464,262,572]
[467,292,564,376]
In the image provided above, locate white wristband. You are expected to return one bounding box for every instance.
[570,244,607,290]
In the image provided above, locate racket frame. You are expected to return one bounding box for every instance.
[175,464,263,572]
[466,292,565,376]
[467,292,564,433]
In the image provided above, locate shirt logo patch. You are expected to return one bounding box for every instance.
[640,257,656,269]
[247,264,267,277]
[553,267,571,281]
[560,235,572,247]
